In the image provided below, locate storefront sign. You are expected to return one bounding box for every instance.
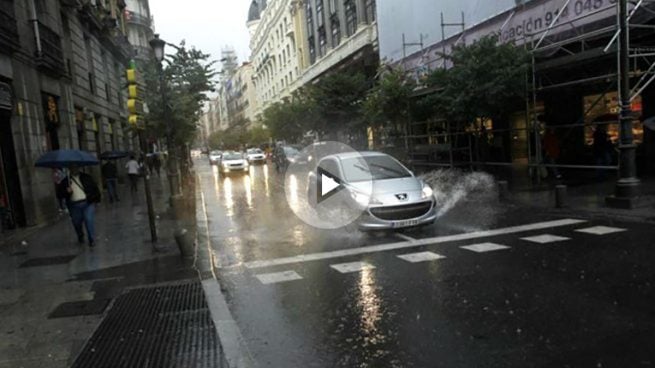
[0,82,12,111]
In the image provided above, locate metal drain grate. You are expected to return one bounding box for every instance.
[71,280,220,368]
[19,255,76,268]
[48,299,110,319]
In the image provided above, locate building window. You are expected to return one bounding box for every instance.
[318,26,327,56]
[344,0,357,37]
[88,72,95,94]
[365,0,375,23]
[331,15,341,47]
[308,36,316,64]
[316,0,325,28]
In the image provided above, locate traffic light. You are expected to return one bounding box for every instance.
[126,61,145,129]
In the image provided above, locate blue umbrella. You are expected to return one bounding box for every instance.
[34,149,99,168]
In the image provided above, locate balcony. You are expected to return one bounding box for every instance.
[0,2,20,53]
[35,21,66,76]
[127,12,151,28]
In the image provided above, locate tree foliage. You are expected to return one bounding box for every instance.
[144,41,216,146]
[422,35,529,125]
[362,66,416,128]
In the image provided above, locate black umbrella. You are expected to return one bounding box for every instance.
[100,150,131,160]
[34,149,99,168]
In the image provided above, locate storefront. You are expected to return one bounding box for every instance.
[0,81,25,230]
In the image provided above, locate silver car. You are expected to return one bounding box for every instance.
[308,152,437,231]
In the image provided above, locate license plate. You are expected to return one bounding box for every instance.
[392,219,420,228]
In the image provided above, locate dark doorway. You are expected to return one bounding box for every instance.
[0,109,26,228]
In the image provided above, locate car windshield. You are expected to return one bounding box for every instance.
[341,155,412,182]
[247,149,263,154]
[223,152,243,160]
[283,147,299,156]
[210,151,221,156]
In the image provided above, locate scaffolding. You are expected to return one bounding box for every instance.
[402,0,655,183]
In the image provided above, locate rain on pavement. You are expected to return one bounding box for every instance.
[197,159,655,368]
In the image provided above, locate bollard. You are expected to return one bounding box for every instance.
[555,185,567,208]
[497,180,509,201]
[174,227,194,258]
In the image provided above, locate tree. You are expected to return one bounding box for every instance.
[260,91,314,143]
[363,66,417,138]
[144,41,216,151]
[422,35,529,127]
[307,72,370,137]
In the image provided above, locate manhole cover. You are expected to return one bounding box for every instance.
[49,299,110,319]
[19,255,76,268]
[72,280,219,367]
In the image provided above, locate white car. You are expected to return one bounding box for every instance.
[208,150,222,165]
[220,152,249,174]
[245,148,266,164]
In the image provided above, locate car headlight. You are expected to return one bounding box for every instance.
[350,190,370,206]
[422,183,434,199]
[288,157,297,163]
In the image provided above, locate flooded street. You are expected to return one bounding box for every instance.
[197,159,655,367]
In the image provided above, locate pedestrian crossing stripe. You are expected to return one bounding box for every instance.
[460,243,510,253]
[575,226,626,235]
[520,234,571,244]
[255,270,302,285]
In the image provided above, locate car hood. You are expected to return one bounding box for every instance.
[222,159,246,164]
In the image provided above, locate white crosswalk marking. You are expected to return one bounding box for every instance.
[255,271,303,285]
[460,243,510,253]
[521,234,570,244]
[397,251,446,263]
[575,226,626,235]
[330,261,375,274]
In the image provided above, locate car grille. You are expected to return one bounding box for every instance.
[369,201,432,221]
[229,164,243,167]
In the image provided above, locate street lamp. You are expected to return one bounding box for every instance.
[607,0,641,208]
[149,34,182,201]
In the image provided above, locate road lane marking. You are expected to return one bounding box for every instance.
[395,233,417,242]
[330,261,375,273]
[243,218,587,269]
[521,234,570,244]
[460,243,510,253]
[575,226,626,235]
[255,271,303,285]
[397,251,446,263]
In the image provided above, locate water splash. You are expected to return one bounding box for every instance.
[420,169,500,228]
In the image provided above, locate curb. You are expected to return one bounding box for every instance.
[194,174,255,368]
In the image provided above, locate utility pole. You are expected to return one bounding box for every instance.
[607,0,641,208]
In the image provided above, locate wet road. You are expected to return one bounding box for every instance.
[197,159,655,367]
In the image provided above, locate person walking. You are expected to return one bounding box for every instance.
[57,166,101,247]
[593,124,612,180]
[101,160,119,203]
[542,128,562,179]
[52,167,68,214]
[125,155,141,193]
[153,154,162,177]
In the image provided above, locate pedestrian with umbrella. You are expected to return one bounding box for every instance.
[100,150,128,203]
[35,149,101,247]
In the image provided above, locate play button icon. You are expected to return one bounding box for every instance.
[317,166,343,203]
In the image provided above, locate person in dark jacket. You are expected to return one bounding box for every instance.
[57,166,101,247]
[101,160,119,203]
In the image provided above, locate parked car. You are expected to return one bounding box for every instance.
[245,148,266,164]
[220,151,249,175]
[307,152,436,231]
[273,145,300,172]
[209,150,222,165]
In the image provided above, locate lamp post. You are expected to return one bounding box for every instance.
[607,0,640,208]
[149,34,181,202]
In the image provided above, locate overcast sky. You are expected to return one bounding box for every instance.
[149,0,252,68]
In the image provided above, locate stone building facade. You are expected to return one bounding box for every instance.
[0,0,135,230]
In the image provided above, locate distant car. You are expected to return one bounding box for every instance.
[245,148,266,164]
[307,152,437,231]
[220,152,249,174]
[209,150,222,165]
[273,145,300,172]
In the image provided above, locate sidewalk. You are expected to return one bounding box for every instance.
[510,176,655,223]
[0,175,203,368]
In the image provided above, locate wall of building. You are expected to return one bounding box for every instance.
[0,0,135,229]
